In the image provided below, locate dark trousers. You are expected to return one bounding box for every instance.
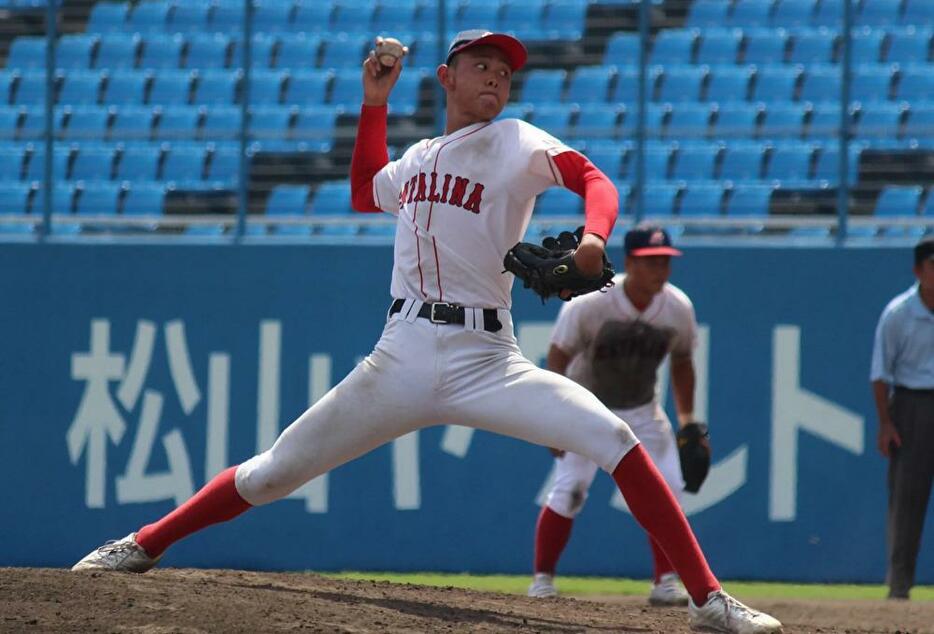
[887,387,934,598]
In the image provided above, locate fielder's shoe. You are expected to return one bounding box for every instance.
[527,573,558,598]
[649,572,690,606]
[71,533,161,573]
[688,590,782,633]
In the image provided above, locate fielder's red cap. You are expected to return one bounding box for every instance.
[624,224,683,257]
[446,29,528,71]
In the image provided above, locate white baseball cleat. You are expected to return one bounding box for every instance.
[649,572,690,606]
[71,533,161,573]
[689,590,782,633]
[527,573,558,598]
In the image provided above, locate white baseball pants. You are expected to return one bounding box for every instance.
[236,301,640,505]
[544,401,684,518]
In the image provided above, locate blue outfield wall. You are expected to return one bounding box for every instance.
[1,242,931,583]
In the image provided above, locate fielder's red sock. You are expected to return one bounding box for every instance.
[612,445,719,605]
[649,536,677,584]
[136,466,252,558]
[533,505,574,574]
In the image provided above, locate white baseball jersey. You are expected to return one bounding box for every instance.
[371,119,576,309]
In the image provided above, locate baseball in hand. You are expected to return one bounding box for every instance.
[374,36,408,68]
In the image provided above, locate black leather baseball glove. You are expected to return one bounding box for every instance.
[503,227,615,302]
[677,422,710,494]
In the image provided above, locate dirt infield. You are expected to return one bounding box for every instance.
[1,568,932,633]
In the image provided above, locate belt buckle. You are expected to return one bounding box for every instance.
[429,302,452,324]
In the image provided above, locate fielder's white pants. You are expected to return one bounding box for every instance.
[545,401,684,518]
[236,301,640,505]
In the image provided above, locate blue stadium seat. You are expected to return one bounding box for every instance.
[752,66,800,102]
[247,69,287,104]
[62,106,111,140]
[726,184,772,215]
[19,105,62,138]
[286,69,331,104]
[566,66,613,103]
[57,35,98,69]
[0,144,26,180]
[572,103,620,139]
[711,102,761,138]
[771,0,814,27]
[207,146,240,187]
[292,1,334,34]
[412,2,458,35]
[857,0,903,26]
[122,182,165,215]
[696,29,743,65]
[86,2,129,33]
[640,182,680,216]
[743,28,788,64]
[129,1,171,33]
[765,142,815,182]
[535,187,582,215]
[33,182,78,214]
[0,109,19,145]
[373,0,418,34]
[618,103,667,137]
[6,37,44,70]
[500,103,530,121]
[185,34,231,69]
[851,28,886,65]
[254,0,295,32]
[679,182,724,216]
[139,35,185,70]
[657,66,707,103]
[902,0,934,25]
[806,103,847,139]
[500,0,545,41]
[671,142,719,179]
[604,33,639,66]
[329,69,363,108]
[800,65,840,103]
[0,182,32,214]
[455,2,500,34]
[610,67,639,104]
[58,71,104,105]
[168,1,212,33]
[116,144,161,181]
[276,35,322,69]
[154,105,201,140]
[148,70,193,105]
[759,103,808,139]
[874,185,922,215]
[650,29,697,65]
[665,103,711,139]
[0,72,16,107]
[789,29,837,64]
[161,143,207,185]
[904,105,934,142]
[230,35,278,68]
[310,180,351,214]
[319,35,368,68]
[408,33,443,69]
[896,67,934,102]
[813,144,861,183]
[642,142,674,179]
[542,0,587,41]
[194,69,241,104]
[728,0,775,29]
[521,69,566,105]
[812,0,842,28]
[850,65,893,103]
[528,103,575,137]
[250,106,294,146]
[686,1,730,28]
[705,66,752,102]
[104,70,149,104]
[719,141,766,180]
[95,35,141,69]
[26,145,71,181]
[201,106,242,140]
[885,28,932,64]
[210,3,246,33]
[110,105,155,141]
[293,106,339,152]
[583,140,625,179]
[76,181,122,215]
[266,184,310,215]
[331,2,372,35]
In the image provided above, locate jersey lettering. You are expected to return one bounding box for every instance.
[462,183,485,214]
[447,176,469,208]
[398,171,486,214]
[439,174,452,203]
[414,173,428,203]
[427,172,441,203]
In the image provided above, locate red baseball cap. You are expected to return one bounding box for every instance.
[446,29,528,71]
[624,225,683,257]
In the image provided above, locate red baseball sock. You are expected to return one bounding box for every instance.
[612,445,719,605]
[136,466,252,558]
[533,505,574,574]
[649,536,677,583]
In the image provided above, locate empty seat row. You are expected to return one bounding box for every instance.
[606,26,934,67]
[0,69,423,112]
[688,0,934,30]
[534,63,934,105]
[0,180,165,216]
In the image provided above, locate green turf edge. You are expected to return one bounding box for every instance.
[325,572,934,601]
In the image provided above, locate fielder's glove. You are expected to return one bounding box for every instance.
[677,422,710,494]
[503,226,615,302]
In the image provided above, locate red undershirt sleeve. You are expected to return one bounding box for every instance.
[349,104,390,213]
[550,150,618,242]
